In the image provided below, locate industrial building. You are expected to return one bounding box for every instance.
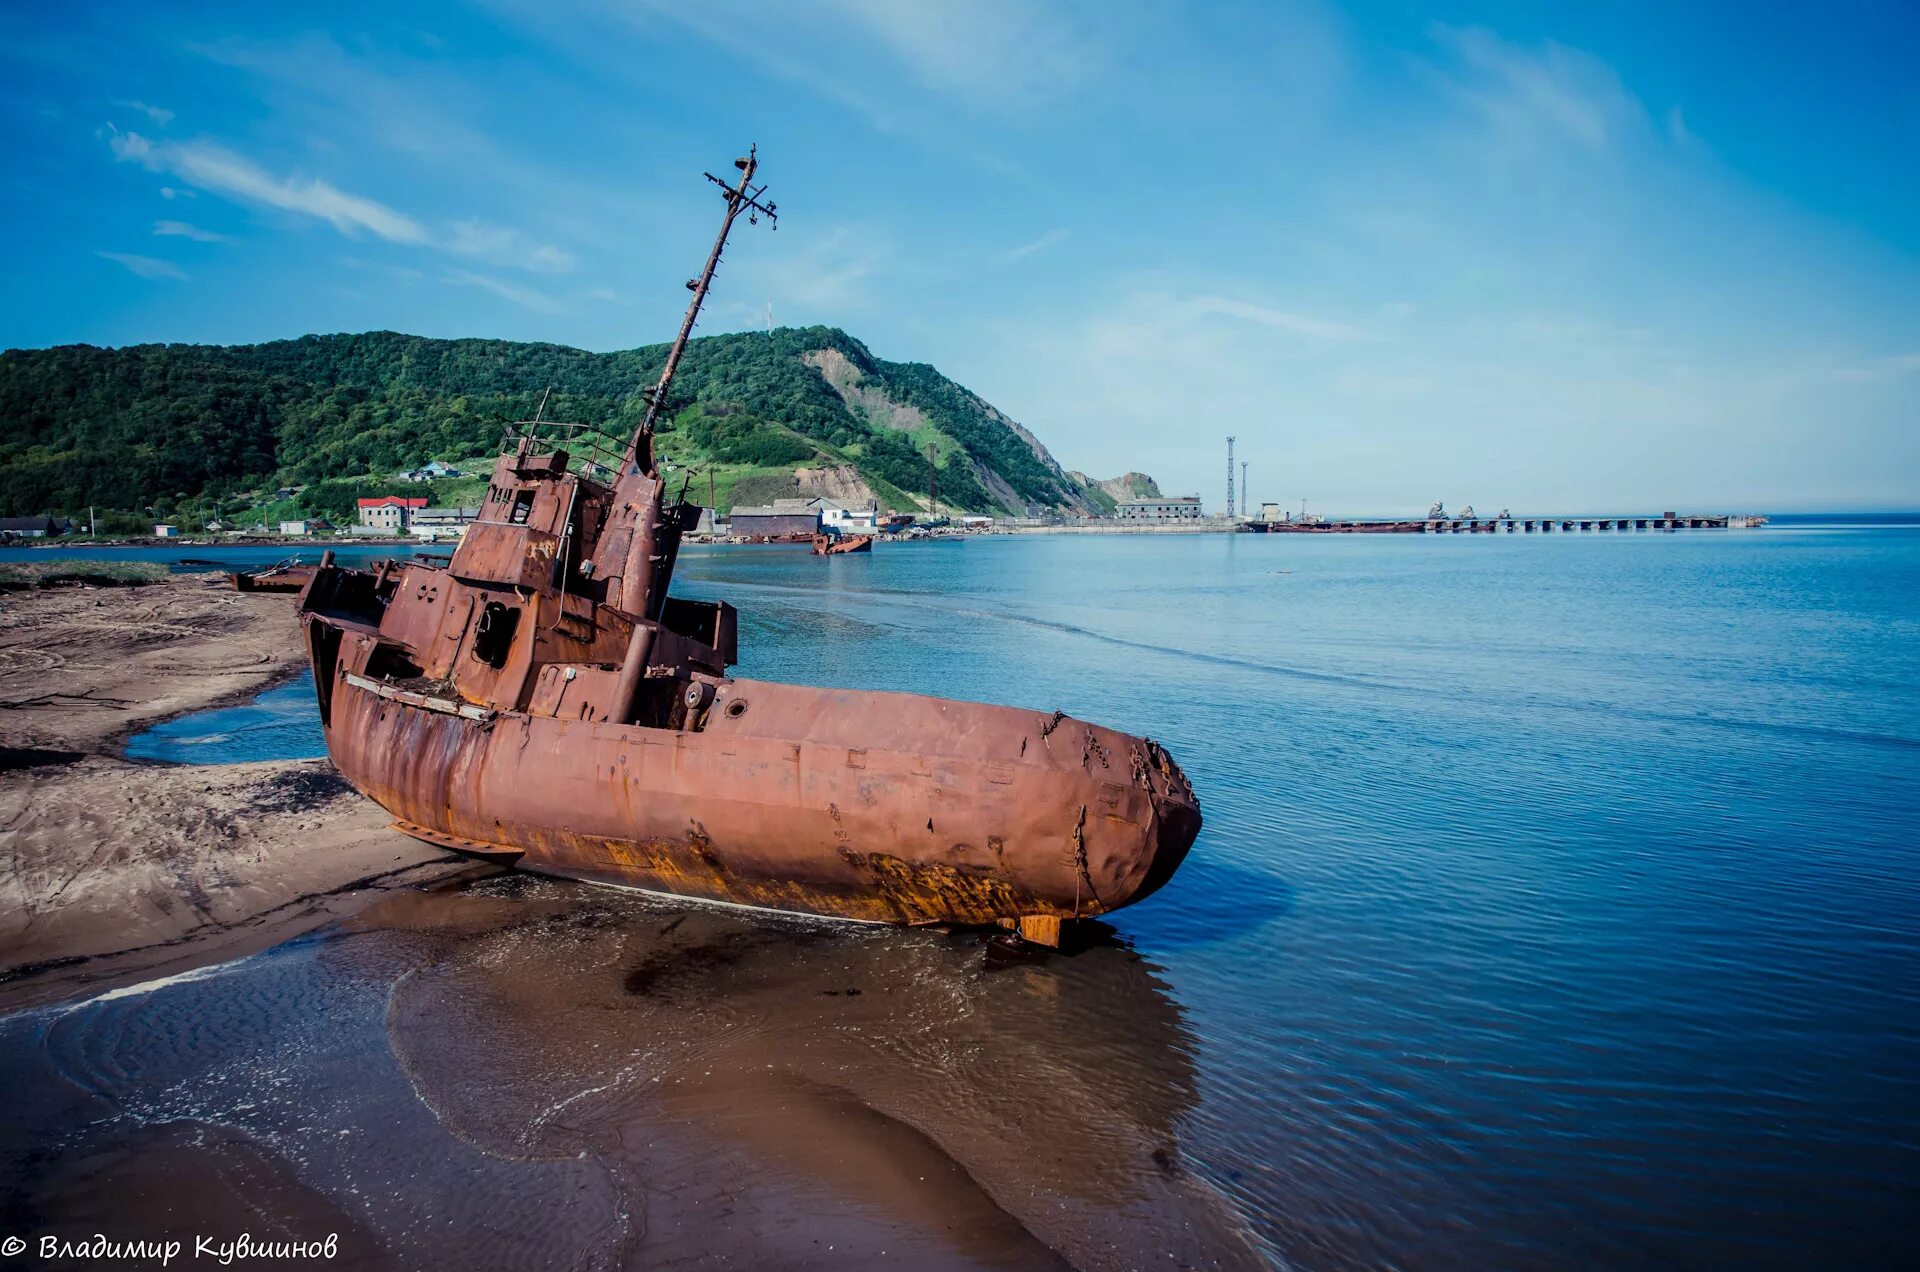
[1115,496,1204,521]
[410,507,479,538]
[729,497,824,538]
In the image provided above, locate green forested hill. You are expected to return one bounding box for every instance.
[0,327,1130,528]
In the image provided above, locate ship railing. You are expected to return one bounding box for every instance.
[497,419,628,480]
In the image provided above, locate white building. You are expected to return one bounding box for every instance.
[410,507,479,539]
[1114,496,1203,521]
[153,523,179,538]
[818,497,879,533]
[357,496,426,531]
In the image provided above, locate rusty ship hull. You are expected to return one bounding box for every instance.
[293,147,1200,943]
[314,660,1197,926]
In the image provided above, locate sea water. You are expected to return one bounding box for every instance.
[5,519,1916,1267]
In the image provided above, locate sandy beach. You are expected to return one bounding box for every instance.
[0,570,1269,1269]
[0,574,469,1007]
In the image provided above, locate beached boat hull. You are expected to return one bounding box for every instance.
[231,564,318,593]
[312,645,1199,926]
[292,149,1201,940]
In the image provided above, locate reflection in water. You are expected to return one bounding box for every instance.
[0,877,1263,1270]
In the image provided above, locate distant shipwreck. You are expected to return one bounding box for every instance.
[296,149,1200,946]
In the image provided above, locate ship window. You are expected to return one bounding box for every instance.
[365,643,423,682]
[510,490,535,525]
[472,600,520,667]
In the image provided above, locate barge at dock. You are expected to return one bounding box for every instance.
[293,149,1200,948]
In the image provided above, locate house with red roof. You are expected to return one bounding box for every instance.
[356,495,428,533]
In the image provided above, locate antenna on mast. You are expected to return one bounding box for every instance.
[623,145,777,474]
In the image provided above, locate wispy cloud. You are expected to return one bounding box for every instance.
[592,0,1105,138]
[442,269,563,315]
[1827,351,1920,383]
[994,228,1068,264]
[153,220,230,243]
[1430,25,1641,152]
[447,218,576,273]
[1665,105,1693,147]
[114,99,173,125]
[823,0,1102,103]
[110,131,572,272]
[1176,295,1376,342]
[184,33,624,252]
[752,226,888,311]
[112,131,430,242]
[97,251,188,281]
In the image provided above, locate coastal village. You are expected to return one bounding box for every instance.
[1,441,1763,549]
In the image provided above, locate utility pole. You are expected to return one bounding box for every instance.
[927,443,939,517]
[1240,461,1248,520]
[1225,436,1236,519]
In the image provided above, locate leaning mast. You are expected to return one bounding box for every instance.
[624,145,778,474]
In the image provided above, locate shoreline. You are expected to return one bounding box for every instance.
[0,574,467,1008]
[0,577,1272,1270]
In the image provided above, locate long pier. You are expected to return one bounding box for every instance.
[1241,514,1766,535]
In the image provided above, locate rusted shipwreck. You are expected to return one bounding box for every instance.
[296,149,1199,945]
[232,561,318,593]
[811,532,873,555]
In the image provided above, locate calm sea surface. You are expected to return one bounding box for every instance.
[5,521,1918,1267]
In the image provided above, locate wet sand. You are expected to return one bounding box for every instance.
[0,575,1267,1267]
[2,876,1266,1270]
[0,575,466,1006]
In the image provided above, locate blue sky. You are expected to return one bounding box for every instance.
[3,0,1915,511]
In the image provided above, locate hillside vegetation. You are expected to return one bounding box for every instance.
[0,327,1146,529]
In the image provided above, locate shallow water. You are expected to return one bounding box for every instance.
[9,521,1920,1266]
[125,672,324,764]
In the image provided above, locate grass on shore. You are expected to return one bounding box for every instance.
[0,560,170,592]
